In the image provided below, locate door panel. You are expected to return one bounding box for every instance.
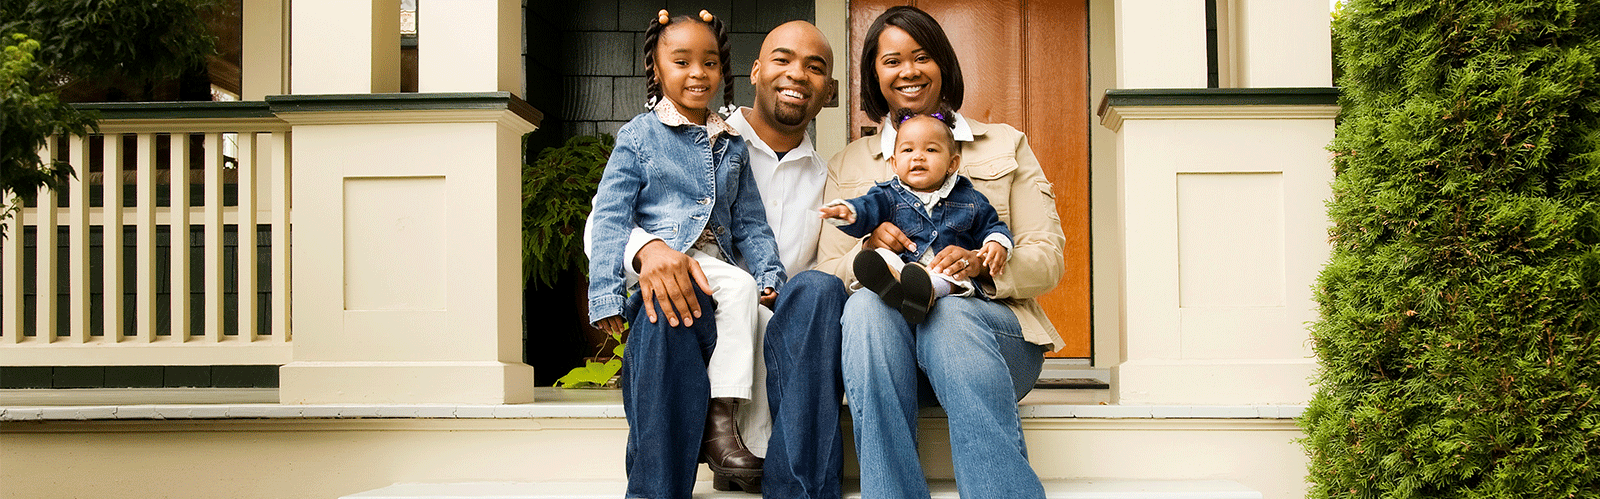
[850,0,1091,357]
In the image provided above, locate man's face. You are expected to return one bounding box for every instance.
[750,23,835,129]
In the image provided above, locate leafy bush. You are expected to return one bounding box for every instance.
[522,134,612,288]
[1303,1,1600,498]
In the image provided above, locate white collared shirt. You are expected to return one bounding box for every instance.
[618,107,827,279]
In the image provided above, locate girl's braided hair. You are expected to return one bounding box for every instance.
[643,10,735,112]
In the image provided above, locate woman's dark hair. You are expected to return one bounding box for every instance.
[859,6,964,121]
[643,12,735,111]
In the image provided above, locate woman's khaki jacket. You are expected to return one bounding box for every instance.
[817,119,1067,350]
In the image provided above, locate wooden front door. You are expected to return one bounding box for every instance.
[849,0,1092,357]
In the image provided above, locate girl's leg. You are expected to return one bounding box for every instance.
[841,291,930,499]
[690,250,760,400]
[915,297,1046,499]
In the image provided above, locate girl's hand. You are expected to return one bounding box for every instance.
[758,288,778,309]
[929,246,983,278]
[596,316,627,336]
[862,222,915,253]
[818,205,855,223]
[980,241,1008,277]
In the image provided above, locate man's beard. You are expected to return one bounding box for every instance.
[773,99,807,127]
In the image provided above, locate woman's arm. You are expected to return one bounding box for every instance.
[985,131,1066,300]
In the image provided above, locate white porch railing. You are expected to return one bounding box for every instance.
[0,102,291,366]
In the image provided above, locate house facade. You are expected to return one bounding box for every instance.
[0,1,1335,498]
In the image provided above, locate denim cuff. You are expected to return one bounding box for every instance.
[755,272,783,294]
[588,295,626,325]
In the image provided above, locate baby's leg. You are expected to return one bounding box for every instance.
[689,250,760,401]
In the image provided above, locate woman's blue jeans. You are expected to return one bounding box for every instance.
[841,291,1047,499]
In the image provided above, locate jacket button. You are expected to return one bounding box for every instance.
[931,231,938,237]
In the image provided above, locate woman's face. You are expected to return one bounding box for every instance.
[873,26,942,116]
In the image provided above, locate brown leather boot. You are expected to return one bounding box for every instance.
[701,397,762,493]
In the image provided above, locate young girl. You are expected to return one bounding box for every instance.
[585,9,783,497]
[819,107,1011,323]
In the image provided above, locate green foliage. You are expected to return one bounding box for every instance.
[0,0,218,91]
[0,34,94,225]
[554,331,626,389]
[523,134,613,288]
[1304,1,1600,498]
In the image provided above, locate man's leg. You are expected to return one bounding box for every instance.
[622,288,718,499]
[915,297,1046,499]
[762,270,847,499]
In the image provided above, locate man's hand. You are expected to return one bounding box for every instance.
[634,240,711,327]
[979,241,1008,277]
[861,222,915,253]
[596,315,627,336]
[759,287,778,309]
[928,245,983,278]
[818,205,855,223]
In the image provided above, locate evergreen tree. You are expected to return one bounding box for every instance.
[1304,1,1600,497]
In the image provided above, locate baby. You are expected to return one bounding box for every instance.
[819,107,1011,323]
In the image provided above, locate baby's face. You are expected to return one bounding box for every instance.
[890,117,958,192]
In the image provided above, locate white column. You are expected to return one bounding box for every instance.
[418,0,522,93]
[1113,0,1208,88]
[242,0,290,99]
[290,0,401,94]
[1232,0,1333,88]
[276,96,538,404]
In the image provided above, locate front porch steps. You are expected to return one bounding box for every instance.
[343,479,1263,499]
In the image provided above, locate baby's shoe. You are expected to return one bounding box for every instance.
[853,250,935,324]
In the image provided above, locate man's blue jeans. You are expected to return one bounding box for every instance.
[620,271,847,499]
[762,271,848,499]
[841,292,1047,499]
[621,288,717,499]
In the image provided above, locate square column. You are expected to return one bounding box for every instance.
[274,93,542,404]
[418,0,522,93]
[290,0,400,94]
[1113,0,1208,88]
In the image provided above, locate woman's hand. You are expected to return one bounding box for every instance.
[861,222,916,253]
[929,245,983,278]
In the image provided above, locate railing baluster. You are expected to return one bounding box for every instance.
[2,192,20,343]
[134,133,157,343]
[204,133,224,342]
[37,142,60,343]
[68,135,90,343]
[171,134,192,342]
[237,133,258,341]
[271,132,291,342]
[103,134,125,342]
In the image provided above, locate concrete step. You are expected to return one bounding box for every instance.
[343,479,1262,499]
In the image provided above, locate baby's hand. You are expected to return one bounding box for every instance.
[818,204,855,224]
[980,241,1008,277]
[596,315,627,336]
[758,288,778,308]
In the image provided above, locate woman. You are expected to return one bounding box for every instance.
[815,6,1068,498]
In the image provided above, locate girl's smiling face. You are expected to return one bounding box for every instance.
[655,22,722,124]
[874,26,943,116]
[892,116,960,192]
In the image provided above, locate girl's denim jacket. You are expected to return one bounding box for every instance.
[586,110,786,322]
[834,175,1011,264]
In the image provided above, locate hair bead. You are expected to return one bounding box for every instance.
[699,10,714,22]
[658,9,670,25]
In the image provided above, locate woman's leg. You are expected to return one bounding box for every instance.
[621,286,717,499]
[915,297,1046,499]
[841,291,930,499]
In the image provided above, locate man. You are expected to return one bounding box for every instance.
[616,21,848,499]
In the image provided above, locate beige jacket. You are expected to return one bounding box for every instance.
[818,119,1067,350]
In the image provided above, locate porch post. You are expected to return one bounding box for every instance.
[274,94,541,404]
[418,0,523,94]
[290,0,401,93]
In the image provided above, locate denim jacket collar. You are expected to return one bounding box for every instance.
[653,98,739,140]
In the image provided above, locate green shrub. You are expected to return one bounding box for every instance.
[1303,1,1600,498]
[522,133,612,288]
